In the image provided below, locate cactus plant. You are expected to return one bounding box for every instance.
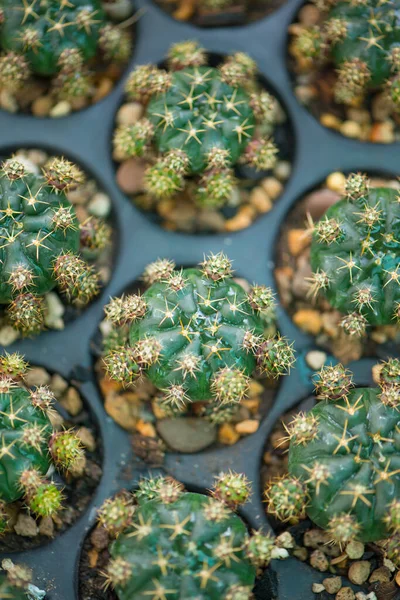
[0,0,132,109]
[309,172,400,335]
[290,0,400,119]
[99,473,277,599]
[0,352,84,523]
[0,156,100,335]
[103,253,294,422]
[114,41,281,211]
[266,360,400,544]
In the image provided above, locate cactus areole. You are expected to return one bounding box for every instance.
[0,0,106,76]
[310,183,400,327]
[289,386,400,542]
[147,67,255,174]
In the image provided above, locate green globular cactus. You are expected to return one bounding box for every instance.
[114,41,280,209]
[309,173,400,335]
[291,0,400,112]
[266,360,400,544]
[0,0,131,104]
[0,353,84,522]
[99,473,275,599]
[104,253,294,420]
[0,156,100,335]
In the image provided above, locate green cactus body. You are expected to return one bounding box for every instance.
[1,0,106,76]
[310,186,400,326]
[0,387,52,503]
[110,492,256,599]
[288,387,400,542]
[129,268,263,401]
[328,1,400,88]
[0,172,79,303]
[147,67,255,174]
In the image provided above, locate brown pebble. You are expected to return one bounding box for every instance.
[396,570,400,587]
[116,102,143,125]
[32,96,53,117]
[348,561,371,586]
[298,3,320,25]
[320,113,342,130]
[293,547,308,561]
[116,158,146,194]
[235,419,259,435]
[336,588,355,600]
[219,423,240,445]
[369,566,391,584]
[24,367,50,387]
[49,373,68,396]
[76,426,96,451]
[39,516,54,537]
[224,213,252,231]
[135,419,156,438]
[249,186,272,213]
[293,309,322,335]
[304,188,341,219]
[61,387,83,416]
[104,391,141,431]
[370,121,395,143]
[323,576,342,595]
[14,513,38,537]
[93,77,113,102]
[340,120,362,139]
[310,549,329,572]
[90,524,109,551]
[288,228,311,257]
[261,177,283,200]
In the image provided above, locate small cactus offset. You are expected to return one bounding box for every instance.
[104,253,294,421]
[0,156,100,335]
[114,41,281,210]
[0,352,84,522]
[291,0,400,114]
[266,360,400,544]
[99,473,276,599]
[0,0,132,107]
[309,173,400,334]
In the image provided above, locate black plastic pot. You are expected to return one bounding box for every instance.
[1,0,400,598]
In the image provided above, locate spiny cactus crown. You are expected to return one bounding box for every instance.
[0,0,131,84]
[266,360,400,544]
[99,473,273,599]
[114,40,279,209]
[0,156,100,335]
[104,253,294,422]
[292,0,400,111]
[0,353,84,521]
[309,173,400,332]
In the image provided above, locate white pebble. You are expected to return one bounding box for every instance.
[306,350,327,371]
[312,583,325,593]
[50,101,71,118]
[270,547,289,560]
[0,326,19,346]
[88,192,111,217]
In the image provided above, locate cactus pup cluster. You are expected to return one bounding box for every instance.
[265,360,400,566]
[0,352,84,528]
[0,155,103,336]
[103,253,294,424]
[98,472,280,599]
[114,40,282,214]
[0,0,132,112]
[309,172,400,337]
[290,0,400,139]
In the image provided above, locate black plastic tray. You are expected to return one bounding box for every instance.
[1,0,400,597]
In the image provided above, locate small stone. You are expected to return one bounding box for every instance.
[14,513,38,537]
[116,158,146,194]
[249,186,272,213]
[90,524,109,551]
[274,161,291,181]
[32,96,53,117]
[355,594,368,600]
[345,541,365,560]
[219,423,240,445]
[293,309,322,335]
[306,350,327,370]
[135,419,156,438]
[320,113,342,129]
[298,3,320,25]
[261,177,283,200]
[196,209,226,232]
[276,532,295,549]
[44,292,65,330]
[304,529,331,548]
[50,100,72,118]
[395,570,400,587]
[323,576,342,595]
[224,213,253,231]
[371,93,393,121]
[310,549,329,572]
[60,387,83,416]
[304,188,341,219]
[116,102,143,125]
[49,374,68,396]
[88,192,111,218]
[93,77,113,102]
[0,90,17,113]
[104,391,140,432]
[38,516,54,537]
[369,566,391,584]
[370,121,395,143]
[292,254,312,298]
[0,326,19,346]
[288,228,311,257]
[326,172,346,193]
[270,547,289,559]
[346,108,370,125]
[27,150,48,166]
[235,419,259,435]
[76,426,96,451]
[348,561,371,585]
[157,417,217,453]
[275,266,293,307]
[312,583,325,593]
[340,120,362,139]
[293,547,308,561]
[336,589,355,600]
[24,367,50,387]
